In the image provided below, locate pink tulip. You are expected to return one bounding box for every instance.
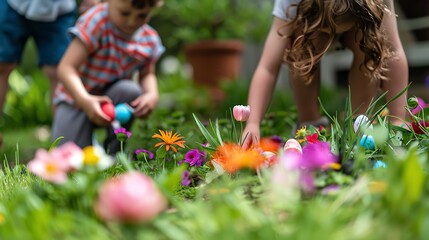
[233,105,250,121]
[94,171,168,223]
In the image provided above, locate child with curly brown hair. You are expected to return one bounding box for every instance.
[242,0,408,149]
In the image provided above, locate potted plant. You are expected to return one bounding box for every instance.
[156,0,271,100]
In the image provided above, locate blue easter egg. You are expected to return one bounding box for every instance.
[373,160,387,169]
[359,135,375,150]
[115,103,133,124]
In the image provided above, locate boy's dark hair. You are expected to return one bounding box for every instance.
[132,0,163,8]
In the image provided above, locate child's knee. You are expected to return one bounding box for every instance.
[108,80,142,103]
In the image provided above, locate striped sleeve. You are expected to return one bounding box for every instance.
[138,26,165,75]
[68,4,107,53]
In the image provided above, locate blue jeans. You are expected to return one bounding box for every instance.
[0,0,75,66]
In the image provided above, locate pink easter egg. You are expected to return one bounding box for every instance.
[283,139,302,154]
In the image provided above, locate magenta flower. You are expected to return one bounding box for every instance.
[179,149,206,167]
[301,141,338,170]
[94,171,167,223]
[411,97,428,115]
[114,127,131,141]
[233,105,250,122]
[135,149,154,160]
[181,170,191,186]
[411,121,429,134]
[300,172,315,193]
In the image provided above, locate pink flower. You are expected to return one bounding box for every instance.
[411,97,428,115]
[94,171,168,223]
[411,121,429,134]
[233,105,250,121]
[27,149,70,184]
[54,142,84,171]
[301,142,338,170]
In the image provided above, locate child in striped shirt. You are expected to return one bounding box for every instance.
[52,0,165,154]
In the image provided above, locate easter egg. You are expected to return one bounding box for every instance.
[283,138,302,154]
[353,115,373,133]
[373,160,387,169]
[359,135,375,150]
[101,102,115,122]
[263,151,276,158]
[115,103,133,124]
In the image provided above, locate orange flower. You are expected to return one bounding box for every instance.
[259,137,282,152]
[212,143,265,173]
[152,130,186,153]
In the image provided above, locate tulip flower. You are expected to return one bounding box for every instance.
[94,171,168,223]
[233,105,250,122]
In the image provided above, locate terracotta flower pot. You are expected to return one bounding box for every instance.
[184,40,244,101]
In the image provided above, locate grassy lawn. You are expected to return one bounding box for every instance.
[0,126,51,165]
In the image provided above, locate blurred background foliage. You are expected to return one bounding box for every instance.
[0,0,359,163]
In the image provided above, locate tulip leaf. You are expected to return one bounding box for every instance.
[193,113,221,148]
[402,147,425,204]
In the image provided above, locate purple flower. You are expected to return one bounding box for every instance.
[300,172,315,193]
[301,141,338,170]
[114,127,131,141]
[179,149,206,167]
[322,185,340,195]
[271,135,283,144]
[135,149,154,160]
[181,170,191,186]
[411,97,429,115]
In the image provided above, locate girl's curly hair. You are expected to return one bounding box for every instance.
[279,0,393,83]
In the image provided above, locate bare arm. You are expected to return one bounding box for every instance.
[381,0,408,126]
[57,38,112,126]
[242,17,290,149]
[131,64,159,118]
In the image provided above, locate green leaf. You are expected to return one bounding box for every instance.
[156,146,167,160]
[48,136,64,151]
[192,113,221,148]
[156,164,186,195]
[402,146,425,204]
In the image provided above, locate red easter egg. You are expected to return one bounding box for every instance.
[101,102,116,122]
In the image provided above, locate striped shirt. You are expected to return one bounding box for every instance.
[54,3,165,105]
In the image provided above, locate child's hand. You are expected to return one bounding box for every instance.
[131,93,159,118]
[241,123,260,150]
[78,95,112,126]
